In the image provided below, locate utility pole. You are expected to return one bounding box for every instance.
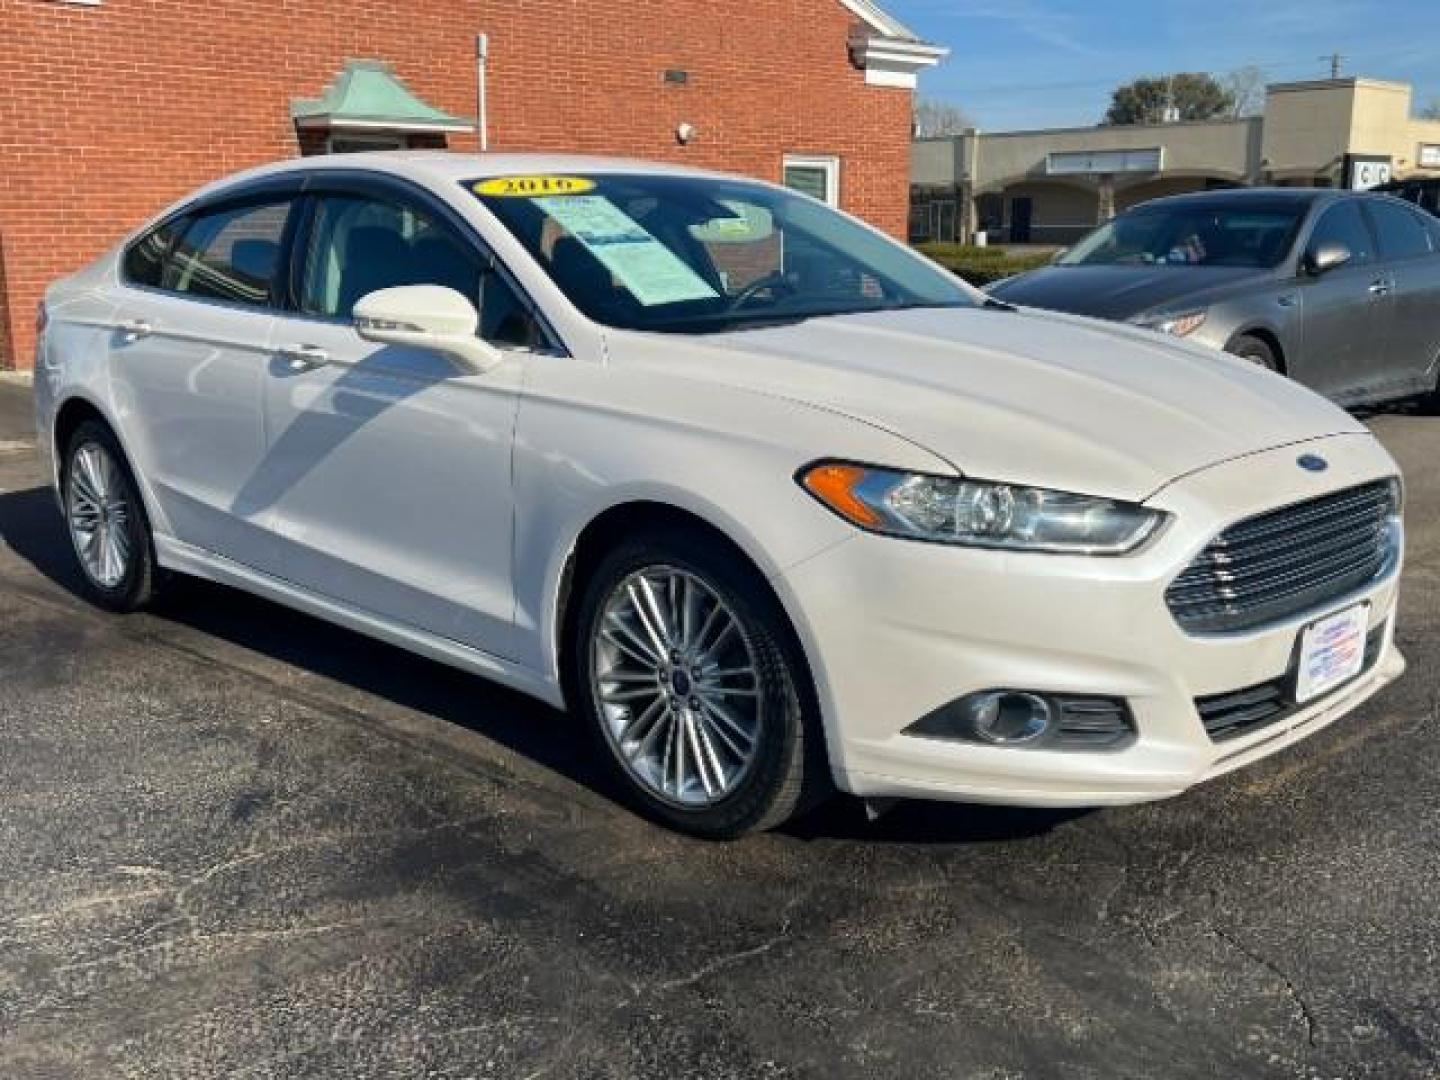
[1321,52,1345,80]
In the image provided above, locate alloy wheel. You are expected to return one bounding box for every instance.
[67,441,133,590]
[591,566,768,807]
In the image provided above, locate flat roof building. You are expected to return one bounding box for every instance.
[912,77,1440,245]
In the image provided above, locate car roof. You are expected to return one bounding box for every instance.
[209,151,725,191]
[1132,187,1340,212]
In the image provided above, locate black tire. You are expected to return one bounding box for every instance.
[567,526,827,839]
[62,420,159,612]
[1228,334,1280,373]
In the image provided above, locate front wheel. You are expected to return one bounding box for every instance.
[63,420,158,612]
[570,530,823,838]
[1227,334,1280,373]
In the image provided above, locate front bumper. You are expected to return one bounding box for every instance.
[775,433,1405,806]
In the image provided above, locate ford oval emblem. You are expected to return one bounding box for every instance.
[1297,454,1329,473]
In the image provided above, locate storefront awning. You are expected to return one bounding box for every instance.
[291,60,473,134]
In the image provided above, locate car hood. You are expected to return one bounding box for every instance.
[988,264,1272,320]
[607,306,1366,502]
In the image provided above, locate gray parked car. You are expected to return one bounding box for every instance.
[988,188,1440,409]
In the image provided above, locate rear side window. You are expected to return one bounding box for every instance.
[1368,200,1432,260]
[122,217,186,288]
[162,201,292,306]
[1424,214,1440,253]
[1307,202,1375,266]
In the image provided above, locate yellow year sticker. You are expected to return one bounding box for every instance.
[473,175,596,198]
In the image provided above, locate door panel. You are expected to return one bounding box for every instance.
[248,322,524,655]
[109,294,273,553]
[1295,201,1390,400]
[240,189,534,658]
[1367,200,1440,388]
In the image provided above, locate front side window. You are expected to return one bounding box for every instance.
[163,201,292,306]
[1059,202,1304,269]
[1367,200,1432,260]
[469,173,975,334]
[300,195,540,347]
[1306,202,1376,267]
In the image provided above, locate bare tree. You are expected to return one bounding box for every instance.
[914,98,975,138]
[1222,65,1267,118]
[1421,98,1440,121]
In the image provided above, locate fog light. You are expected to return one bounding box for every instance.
[906,690,1133,749]
[965,691,1052,745]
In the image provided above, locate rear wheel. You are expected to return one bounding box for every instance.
[569,528,824,838]
[1227,334,1280,374]
[63,420,158,612]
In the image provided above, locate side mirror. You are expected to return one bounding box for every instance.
[1304,242,1352,277]
[353,285,504,374]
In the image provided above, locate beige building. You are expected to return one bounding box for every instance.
[912,77,1440,245]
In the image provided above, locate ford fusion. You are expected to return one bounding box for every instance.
[33,154,1406,837]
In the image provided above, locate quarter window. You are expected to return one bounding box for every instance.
[1368,200,1433,260]
[300,195,541,347]
[1306,202,1375,267]
[163,201,292,306]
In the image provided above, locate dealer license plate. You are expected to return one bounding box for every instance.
[1295,603,1369,704]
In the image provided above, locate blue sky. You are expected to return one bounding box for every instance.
[885,0,1440,131]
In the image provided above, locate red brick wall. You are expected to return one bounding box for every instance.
[0,0,914,368]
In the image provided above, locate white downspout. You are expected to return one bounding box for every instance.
[476,33,490,152]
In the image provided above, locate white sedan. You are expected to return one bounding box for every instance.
[33,154,1406,837]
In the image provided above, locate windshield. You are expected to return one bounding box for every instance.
[469,173,976,333]
[1058,202,1304,269]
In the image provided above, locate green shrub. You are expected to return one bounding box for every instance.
[915,243,1053,286]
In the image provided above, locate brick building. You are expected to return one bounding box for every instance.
[0,0,944,369]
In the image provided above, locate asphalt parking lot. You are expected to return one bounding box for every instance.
[1,376,1436,1079]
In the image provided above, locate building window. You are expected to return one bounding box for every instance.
[326,134,406,154]
[783,155,840,206]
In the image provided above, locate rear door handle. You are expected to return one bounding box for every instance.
[1369,279,1392,297]
[276,344,331,372]
[116,319,153,341]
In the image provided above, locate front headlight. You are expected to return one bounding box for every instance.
[799,462,1165,555]
[1133,309,1207,337]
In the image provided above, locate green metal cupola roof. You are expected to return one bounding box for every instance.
[290,59,473,133]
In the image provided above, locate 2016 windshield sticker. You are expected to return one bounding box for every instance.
[474,175,596,198]
[535,195,719,307]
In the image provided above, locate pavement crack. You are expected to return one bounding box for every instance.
[654,924,792,991]
[1209,923,1319,1048]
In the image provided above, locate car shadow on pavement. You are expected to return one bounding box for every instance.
[0,483,1081,846]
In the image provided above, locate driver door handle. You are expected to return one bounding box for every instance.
[116,319,153,341]
[276,343,331,372]
[1368,278,1392,297]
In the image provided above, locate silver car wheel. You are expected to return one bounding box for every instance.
[67,441,132,590]
[591,566,765,808]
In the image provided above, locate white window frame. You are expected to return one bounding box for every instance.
[783,154,841,207]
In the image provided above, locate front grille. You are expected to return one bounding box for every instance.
[1167,480,1398,635]
[1195,622,1386,742]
